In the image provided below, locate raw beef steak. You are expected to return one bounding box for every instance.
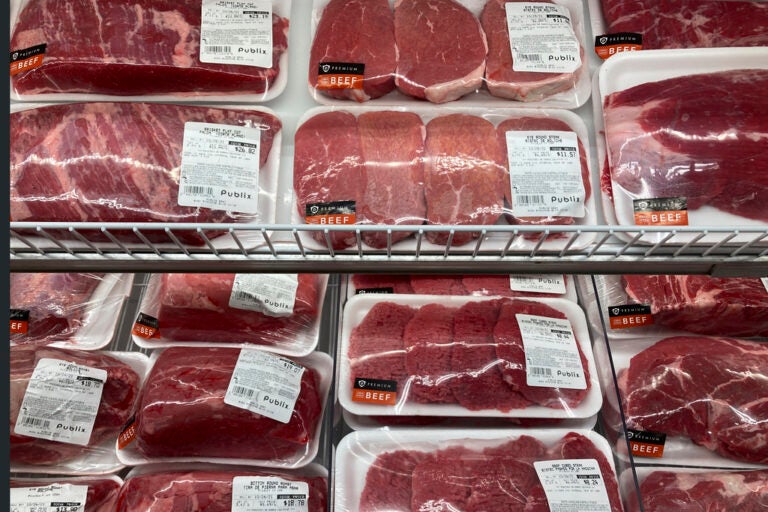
[10,273,104,345]
[309,0,396,101]
[619,336,768,464]
[116,469,328,512]
[145,273,322,346]
[600,0,768,50]
[623,274,768,338]
[11,103,281,245]
[11,0,289,96]
[10,346,140,466]
[494,299,590,409]
[409,275,467,295]
[358,111,427,248]
[132,347,323,461]
[481,0,583,101]
[394,0,487,103]
[424,114,506,246]
[360,450,435,511]
[498,116,591,227]
[12,477,121,512]
[628,469,768,512]
[294,111,363,250]
[404,304,457,403]
[411,447,474,511]
[465,457,540,511]
[603,69,768,222]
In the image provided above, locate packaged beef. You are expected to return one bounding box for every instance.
[340,294,600,419]
[617,336,768,465]
[10,0,290,100]
[133,273,327,356]
[10,273,131,349]
[116,463,328,512]
[336,429,624,512]
[11,102,282,246]
[10,346,145,473]
[120,347,330,468]
[599,0,768,50]
[626,468,768,512]
[11,475,123,512]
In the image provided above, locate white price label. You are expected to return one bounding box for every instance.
[534,459,612,512]
[232,477,309,511]
[510,274,567,294]
[229,274,299,317]
[506,131,585,218]
[224,349,305,424]
[516,314,586,390]
[14,358,106,446]
[200,0,273,68]
[761,277,768,293]
[505,2,581,73]
[11,484,88,512]
[179,122,261,214]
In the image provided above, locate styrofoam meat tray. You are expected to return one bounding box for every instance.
[339,294,602,419]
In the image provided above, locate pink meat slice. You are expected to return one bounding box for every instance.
[411,446,475,511]
[360,450,435,511]
[404,304,457,403]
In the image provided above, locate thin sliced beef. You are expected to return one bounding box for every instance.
[360,450,435,511]
[404,304,457,403]
[410,275,468,295]
[411,447,475,511]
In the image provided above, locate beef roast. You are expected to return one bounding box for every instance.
[424,114,506,246]
[403,304,457,403]
[11,0,289,96]
[623,274,768,338]
[309,0,396,101]
[132,347,323,462]
[394,0,487,103]
[619,336,768,464]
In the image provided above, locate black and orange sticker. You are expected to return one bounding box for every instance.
[316,62,365,90]
[118,416,137,449]
[594,33,642,60]
[627,429,666,458]
[352,377,397,405]
[608,304,653,329]
[356,287,395,295]
[10,309,29,335]
[305,200,356,225]
[633,197,688,226]
[10,44,46,76]
[132,312,160,339]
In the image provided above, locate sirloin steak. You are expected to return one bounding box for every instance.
[309,0,397,101]
[394,0,487,103]
[11,0,289,96]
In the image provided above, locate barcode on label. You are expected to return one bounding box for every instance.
[232,385,256,399]
[516,194,546,205]
[21,416,50,428]
[278,388,296,399]
[530,367,552,376]
[184,185,214,196]
[233,291,255,302]
[205,45,232,53]
[518,54,542,61]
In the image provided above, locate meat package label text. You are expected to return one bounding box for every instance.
[11,484,88,512]
[608,304,653,329]
[516,314,586,390]
[305,200,356,225]
[510,274,567,294]
[352,377,398,405]
[534,459,612,511]
[10,308,30,335]
[10,44,46,77]
[505,3,581,74]
[317,62,365,90]
[594,32,642,60]
[232,477,309,512]
[229,274,299,317]
[200,0,273,68]
[633,197,688,226]
[626,429,666,458]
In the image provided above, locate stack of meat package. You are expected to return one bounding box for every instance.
[579,274,768,511]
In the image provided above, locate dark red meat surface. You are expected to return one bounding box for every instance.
[404,304,457,403]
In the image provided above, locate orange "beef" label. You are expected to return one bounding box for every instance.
[118,417,137,449]
[132,313,160,339]
[316,62,365,90]
[305,200,356,225]
[594,33,642,60]
[10,309,29,335]
[351,377,398,405]
[10,44,46,76]
[627,429,666,458]
[633,197,688,226]
[608,304,653,330]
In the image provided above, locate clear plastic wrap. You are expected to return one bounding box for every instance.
[10,475,123,512]
[335,429,624,511]
[293,106,596,252]
[133,273,328,356]
[614,335,768,466]
[118,347,331,468]
[339,294,601,419]
[10,0,291,101]
[10,273,133,349]
[10,102,282,247]
[10,346,148,474]
[115,462,328,512]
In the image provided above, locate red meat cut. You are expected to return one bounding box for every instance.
[132,347,323,462]
[309,0,396,101]
[603,69,768,222]
[600,0,768,50]
[409,275,467,295]
[627,469,768,512]
[358,111,427,248]
[494,299,591,409]
[116,469,328,512]
[11,477,121,512]
[10,273,104,345]
[481,0,583,102]
[394,0,487,103]
[10,346,140,466]
[351,274,415,294]
[360,450,435,511]
[623,275,768,338]
[11,0,289,96]
[145,273,323,347]
[411,446,474,511]
[294,111,363,250]
[11,103,281,245]
[424,114,506,246]
[403,304,457,403]
[619,336,768,464]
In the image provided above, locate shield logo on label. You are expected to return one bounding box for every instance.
[357,379,366,388]
[612,308,620,315]
[322,64,330,73]
[599,37,608,45]
[12,52,18,60]
[310,205,319,214]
